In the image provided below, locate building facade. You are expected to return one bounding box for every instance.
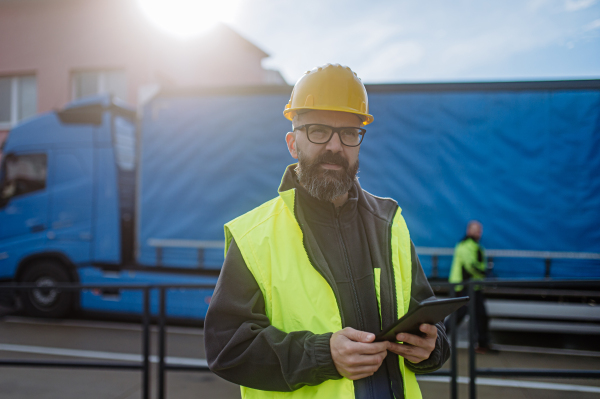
[0,0,285,151]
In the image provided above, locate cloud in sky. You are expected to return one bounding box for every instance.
[565,0,597,11]
[229,0,600,83]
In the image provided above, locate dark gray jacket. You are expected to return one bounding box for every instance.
[205,165,450,398]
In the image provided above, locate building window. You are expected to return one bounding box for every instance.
[0,75,37,128]
[72,70,127,102]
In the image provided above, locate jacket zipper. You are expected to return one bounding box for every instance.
[334,206,376,399]
[294,195,346,327]
[334,213,365,331]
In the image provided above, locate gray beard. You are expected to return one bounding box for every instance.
[295,150,359,202]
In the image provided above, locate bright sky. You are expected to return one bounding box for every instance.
[225,0,600,84]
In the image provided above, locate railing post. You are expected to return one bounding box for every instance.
[449,286,458,399]
[158,287,167,399]
[468,282,476,399]
[142,287,150,399]
[486,256,494,277]
[432,255,439,279]
[544,258,551,278]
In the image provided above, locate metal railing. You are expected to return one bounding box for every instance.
[147,239,223,267]
[155,286,212,399]
[0,283,214,399]
[416,247,600,279]
[438,278,600,399]
[1,280,599,399]
[0,284,153,399]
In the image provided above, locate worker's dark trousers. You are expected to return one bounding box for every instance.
[444,289,490,348]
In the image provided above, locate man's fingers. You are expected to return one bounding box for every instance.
[336,338,388,357]
[352,341,390,355]
[340,327,375,343]
[345,356,387,374]
[396,332,424,347]
[419,323,438,338]
[388,342,429,363]
[396,324,437,341]
[338,352,388,380]
[347,372,376,381]
[331,328,391,381]
[395,324,437,352]
[346,351,388,367]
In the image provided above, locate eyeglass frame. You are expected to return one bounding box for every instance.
[293,124,367,147]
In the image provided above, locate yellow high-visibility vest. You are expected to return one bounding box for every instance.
[224,185,422,399]
[449,238,486,291]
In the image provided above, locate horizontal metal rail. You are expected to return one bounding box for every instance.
[147,239,600,260]
[1,280,599,399]
[416,247,600,259]
[431,279,600,288]
[164,364,211,372]
[0,360,143,369]
[147,239,224,249]
[0,283,216,290]
[476,369,600,378]
[147,239,224,267]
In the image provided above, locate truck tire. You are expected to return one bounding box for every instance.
[20,261,73,318]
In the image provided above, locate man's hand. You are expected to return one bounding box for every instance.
[388,324,437,364]
[330,327,389,380]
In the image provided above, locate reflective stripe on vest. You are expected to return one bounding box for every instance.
[224,187,422,399]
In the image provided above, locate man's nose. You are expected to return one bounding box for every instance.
[325,131,344,152]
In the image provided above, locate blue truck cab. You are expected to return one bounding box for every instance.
[0,95,217,319]
[0,95,137,317]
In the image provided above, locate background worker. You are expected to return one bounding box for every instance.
[205,64,450,399]
[445,220,491,353]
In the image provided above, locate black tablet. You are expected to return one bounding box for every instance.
[375,297,469,342]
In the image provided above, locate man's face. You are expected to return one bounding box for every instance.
[467,222,483,241]
[285,110,362,202]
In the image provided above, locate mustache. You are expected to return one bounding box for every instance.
[314,151,349,169]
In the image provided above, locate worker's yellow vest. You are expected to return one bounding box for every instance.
[224,188,422,399]
[449,238,486,292]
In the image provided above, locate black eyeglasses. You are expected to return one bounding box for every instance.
[294,124,366,147]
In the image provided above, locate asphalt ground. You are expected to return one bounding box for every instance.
[0,316,599,399]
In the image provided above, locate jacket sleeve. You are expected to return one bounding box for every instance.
[404,240,451,374]
[204,239,342,391]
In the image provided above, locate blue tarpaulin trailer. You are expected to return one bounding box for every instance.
[0,80,599,319]
[140,81,600,280]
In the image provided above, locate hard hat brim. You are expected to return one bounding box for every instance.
[283,106,374,126]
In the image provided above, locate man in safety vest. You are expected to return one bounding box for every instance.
[445,220,491,353]
[205,64,450,399]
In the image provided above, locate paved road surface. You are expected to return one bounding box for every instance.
[1,316,599,399]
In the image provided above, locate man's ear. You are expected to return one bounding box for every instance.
[286,132,298,159]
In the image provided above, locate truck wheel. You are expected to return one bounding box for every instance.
[20,261,73,318]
